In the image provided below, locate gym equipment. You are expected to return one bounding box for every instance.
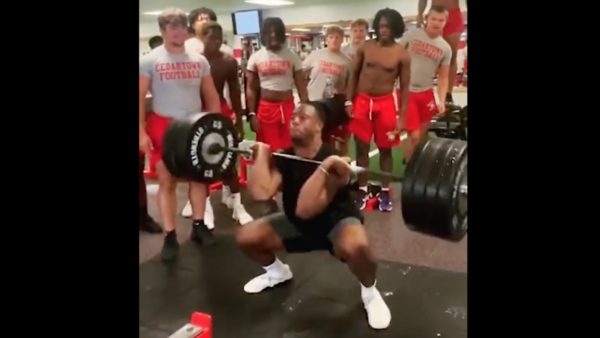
[162,112,468,240]
[429,104,467,140]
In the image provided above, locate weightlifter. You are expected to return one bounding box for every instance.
[139,8,221,261]
[346,8,410,212]
[397,5,452,161]
[201,22,253,225]
[302,25,352,155]
[237,102,391,330]
[246,17,308,151]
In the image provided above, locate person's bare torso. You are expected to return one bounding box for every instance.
[206,52,235,101]
[357,41,407,96]
[432,0,459,9]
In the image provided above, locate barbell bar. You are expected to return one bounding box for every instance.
[206,143,404,181]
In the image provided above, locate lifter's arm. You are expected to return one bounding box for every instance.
[296,156,352,219]
[248,143,282,201]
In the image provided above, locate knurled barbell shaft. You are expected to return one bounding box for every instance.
[207,144,403,181]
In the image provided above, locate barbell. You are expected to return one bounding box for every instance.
[162,112,468,240]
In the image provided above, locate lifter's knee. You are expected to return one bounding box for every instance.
[236,220,266,249]
[335,232,370,262]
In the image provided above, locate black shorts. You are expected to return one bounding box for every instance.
[265,212,362,254]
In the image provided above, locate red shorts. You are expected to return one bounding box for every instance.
[220,99,235,121]
[145,112,172,168]
[405,89,439,132]
[348,93,400,149]
[256,98,294,151]
[443,6,465,36]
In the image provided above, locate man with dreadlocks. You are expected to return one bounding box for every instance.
[346,8,410,212]
[246,17,309,151]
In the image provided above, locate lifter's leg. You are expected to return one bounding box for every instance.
[236,214,293,293]
[333,223,391,330]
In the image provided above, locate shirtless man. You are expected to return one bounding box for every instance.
[246,17,308,151]
[182,7,236,222]
[417,0,465,103]
[201,22,253,225]
[399,6,452,160]
[341,19,369,61]
[302,25,352,155]
[346,8,410,212]
[139,8,221,261]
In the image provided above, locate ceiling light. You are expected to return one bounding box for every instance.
[244,0,295,6]
[291,28,310,32]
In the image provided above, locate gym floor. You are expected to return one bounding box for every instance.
[139,90,467,337]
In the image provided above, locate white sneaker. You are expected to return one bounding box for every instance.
[204,196,215,230]
[230,193,253,225]
[363,288,392,330]
[243,265,293,294]
[233,204,253,225]
[181,200,192,218]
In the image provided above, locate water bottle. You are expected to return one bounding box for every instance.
[324,77,335,99]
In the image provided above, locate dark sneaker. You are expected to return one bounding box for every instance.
[191,221,216,246]
[161,235,179,262]
[378,190,393,212]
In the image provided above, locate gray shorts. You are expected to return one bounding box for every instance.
[265,212,363,254]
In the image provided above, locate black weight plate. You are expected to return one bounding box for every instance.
[162,113,237,183]
[415,138,455,233]
[400,137,431,226]
[448,154,467,239]
[162,118,196,179]
[430,140,467,239]
[401,138,447,232]
[187,114,237,182]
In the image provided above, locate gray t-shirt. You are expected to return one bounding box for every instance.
[139,45,211,120]
[397,28,452,92]
[302,49,352,101]
[247,47,302,91]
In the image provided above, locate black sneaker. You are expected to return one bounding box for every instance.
[191,221,216,246]
[161,234,179,262]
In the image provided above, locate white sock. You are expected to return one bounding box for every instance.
[359,185,368,193]
[361,280,378,302]
[264,257,286,277]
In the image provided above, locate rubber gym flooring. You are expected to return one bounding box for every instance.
[139,91,467,337]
